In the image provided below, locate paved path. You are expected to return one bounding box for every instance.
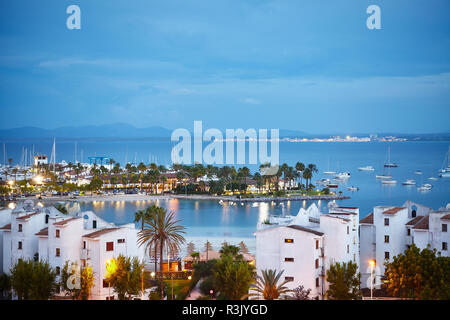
[185,279,203,300]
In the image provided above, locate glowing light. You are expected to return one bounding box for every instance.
[37,202,44,208]
[34,175,43,184]
[8,180,14,186]
[369,260,376,267]
[8,202,16,210]
[150,271,156,278]
[188,275,192,280]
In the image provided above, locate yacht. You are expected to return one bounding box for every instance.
[418,184,432,192]
[358,166,375,171]
[376,174,392,179]
[382,179,397,184]
[439,146,450,174]
[415,170,422,175]
[402,179,416,185]
[334,172,351,180]
[347,186,359,191]
[316,178,330,185]
[428,177,438,181]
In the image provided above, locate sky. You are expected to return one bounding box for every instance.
[0,0,449,134]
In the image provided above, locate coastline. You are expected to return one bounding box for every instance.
[20,193,349,204]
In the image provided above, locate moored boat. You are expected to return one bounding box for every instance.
[358,166,375,171]
[402,179,416,185]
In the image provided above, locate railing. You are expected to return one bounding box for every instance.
[80,248,90,260]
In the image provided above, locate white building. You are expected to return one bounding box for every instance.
[1,200,145,300]
[33,155,48,166]
[359,201,450,288]
[255,203,359,299]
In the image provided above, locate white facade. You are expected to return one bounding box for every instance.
[1,200,145,300]
[255,204,359,300]
[359,201,450,288]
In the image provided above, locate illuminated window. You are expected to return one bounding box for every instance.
[384,235,389,243]
[384,251,390,260]
[56,229,60,238]
[285,239,294,243]
[56,248,60,257]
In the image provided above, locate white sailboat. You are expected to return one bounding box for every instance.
[377,147,394,180]
[384,145,398,167]
[323,157,336,175]
[418,184,432,192]
[439,146,450,177]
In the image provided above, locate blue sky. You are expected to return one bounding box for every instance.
[0,0,449,134]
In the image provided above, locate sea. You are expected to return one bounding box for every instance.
[3,138,450,254]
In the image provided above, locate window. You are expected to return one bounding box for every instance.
[284,257,294,262]
[384,218,389,226]
[315,240,319,249]
[18,241,22,250]
[347,245,349,253]
[56,248,60,257]
[347,226,349,234]
[285,277,294,282]
[407,228,411,236]
[56,267,60,275]
[411,210,416,218]
[106,242,114,251]
[384,235,389,243]
[316,278,320,287]
[45,215,49,224]
[93,220,97,229]
[443,224,448,232]
[443,242,448,251]
[56,229,60,238]
[83,241,86,249]
[103,279,109,288]
[118,239,125,244]
[284,239,294,243]
[384,251,390,260]
[18,224,22,232]
[315,259,319,269]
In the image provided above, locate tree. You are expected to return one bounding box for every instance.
[384,244,450,300]
[213,248,255,300]
[137,206,186,300]
[291,285,312,300]
[10,259,58,300]
[244,269,292,300]
[54,203,68,214]
[61,261,94,300]
[105,255,144,300]
[239,241,249,254]
[134,209,151,230]
[326,261,361,300]
[0,273,11,299]
[187,242,196,256]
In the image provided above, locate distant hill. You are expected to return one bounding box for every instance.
[0,123,172,139]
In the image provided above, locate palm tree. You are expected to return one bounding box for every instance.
[137,206,186,300]
[295,162,305,187]
[134,209,150,230]
[245,269,293,300]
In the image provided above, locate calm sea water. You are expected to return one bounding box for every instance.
[3,138,450,253]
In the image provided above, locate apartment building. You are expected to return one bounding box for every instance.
[255,203,359,299]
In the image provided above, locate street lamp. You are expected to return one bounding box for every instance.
[150,271,155,278]
[209,289,214,300]
[369,260,376,300]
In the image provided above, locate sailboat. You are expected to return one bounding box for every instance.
[376,147,394,179]
[439,146,450,177]
[323,157,336,175]
[384,145,398,167]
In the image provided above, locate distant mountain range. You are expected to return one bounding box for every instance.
[0,123,307,139]
[0,123,448,140]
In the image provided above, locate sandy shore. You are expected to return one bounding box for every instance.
[34,193,349,204]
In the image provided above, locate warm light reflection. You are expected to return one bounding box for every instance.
[258,202,269,224]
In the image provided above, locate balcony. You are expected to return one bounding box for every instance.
[80,248,90,260]
[319,247,324,258]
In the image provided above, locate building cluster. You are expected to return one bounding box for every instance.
[0,200,144,300]
[255,200,449,299]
